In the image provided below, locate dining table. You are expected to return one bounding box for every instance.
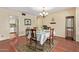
[27,29,55,45]
[36,30,50,45]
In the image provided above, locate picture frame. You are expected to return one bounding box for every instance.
[24,19,31,25]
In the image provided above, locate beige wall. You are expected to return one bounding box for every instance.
[37,8,75,37]
[75,7,79,41]
[18,14,36,36]
[0,8,36,41]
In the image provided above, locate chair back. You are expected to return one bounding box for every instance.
[25,29,30,36]
[31,28,37,40]
[49,28,54,39]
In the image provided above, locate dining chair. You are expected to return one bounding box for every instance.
[47,28,54,48]
[30,28,37,50]
[25,29,31,39]
[25,28,31,45]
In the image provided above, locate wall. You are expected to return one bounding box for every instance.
[18,14,36,36]
[75,8,79,41]
[37,8,75,37]
[0,8,36,41]
[0,7,76,41]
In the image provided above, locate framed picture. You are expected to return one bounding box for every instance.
[24,19,31,25]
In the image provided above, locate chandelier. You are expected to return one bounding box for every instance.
[39,7,48,18]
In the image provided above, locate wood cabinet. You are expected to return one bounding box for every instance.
[65,16,74,40]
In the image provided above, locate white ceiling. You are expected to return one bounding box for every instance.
[6,7,71,16]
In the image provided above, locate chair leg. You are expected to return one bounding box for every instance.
[48,39,54,48]
[48,39,51,48]
[51,39,54,45]
[34,41,37,51]
[29,38,32,47]
[42,43,45,51]
[50,39,54,48]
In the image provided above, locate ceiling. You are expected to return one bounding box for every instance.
[6,7,71,16]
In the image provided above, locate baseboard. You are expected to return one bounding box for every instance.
[18,35,25,37]
[0,37,10,41]
[0,39,10,42]
[54,36,65,39]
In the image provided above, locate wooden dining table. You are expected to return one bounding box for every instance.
[27,29,55,45]
[36,30,50,45]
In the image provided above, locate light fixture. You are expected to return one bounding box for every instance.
[40,7,48,18]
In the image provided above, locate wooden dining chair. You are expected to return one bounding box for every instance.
[25,28,32,45]
[47,28,54,47]
[30,28,37,49]
[25,29,31,39]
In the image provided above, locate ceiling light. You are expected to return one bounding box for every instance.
[39,7,48,18]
